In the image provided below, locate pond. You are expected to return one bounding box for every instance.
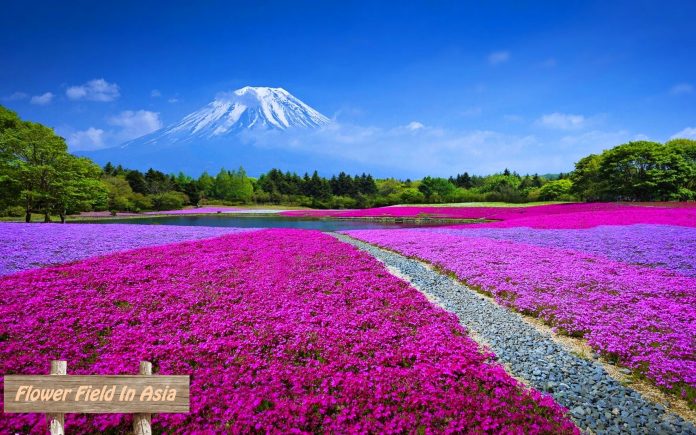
[77,215,454,232]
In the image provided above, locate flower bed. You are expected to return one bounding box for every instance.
[0,229,577,433]
[0,223,255,276]
[345,229,696,403]
[282,203,696,229]
[468,208,696,229]
[281,202,621,219]
[434,225,696,277]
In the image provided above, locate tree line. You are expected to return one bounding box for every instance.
[1,105,694,220]
[570,140,695,201]
[0,106,106,222]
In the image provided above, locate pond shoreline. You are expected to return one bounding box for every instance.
[64,213,491,225]
[57,213,489,231]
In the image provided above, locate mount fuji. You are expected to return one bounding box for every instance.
[123,86,330,148]
[83,86,343,175]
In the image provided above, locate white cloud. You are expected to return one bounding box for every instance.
[670,83,693,95]
[488,51,510,65]
[3,91,28,101]
[150,89,162,98]
[168,97,179,103]
[239,122,551,175]
[30,92,54,105]
[235,118,649,176]
[66,110,161,151]
[537,112,586,130]
[671,127,696,139]
[66,78,120,102]
[107,110,162,140]
[406,121,424,131]
[558,129,637,149]
[332,105,364,121]
[68,127,106,151]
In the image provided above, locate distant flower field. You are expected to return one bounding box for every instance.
[282,202,696,229]
[0,229,577,433]
[0,223,255,276]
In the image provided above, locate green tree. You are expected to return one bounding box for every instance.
[306,170,332,201]
[330,172,356,196]
[0,107,104,222]
[570,154,604,201]
[400,187,425,204]
[151,191,188,211]
[102,176,136,212]
[213,167,253,203]
[103,162,115,175]
[197,171,215,201]
[356,173,378,195]
[665,138,696,193]
[599,141,691,201]
[453,172,473,189]
[49,156,108,222]
[418,177,456,201]
[229,167,254,203]
[125,170,148,194]
[377,178,404,197]
[144,168,172,194]
[0,107,23,211]
[538,179,573,201]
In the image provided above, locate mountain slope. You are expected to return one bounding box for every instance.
[83,86,337,174]
[120,86,330,149]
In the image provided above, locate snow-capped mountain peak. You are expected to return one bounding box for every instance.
[121,86,330,148]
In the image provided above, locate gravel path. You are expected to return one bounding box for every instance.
[333,233,696,434]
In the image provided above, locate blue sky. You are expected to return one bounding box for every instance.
[2,1,695,175]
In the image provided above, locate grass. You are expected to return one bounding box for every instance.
[0,213,58,222]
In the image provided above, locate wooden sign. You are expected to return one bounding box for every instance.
[4,374,190,414]
[3,360,188,435]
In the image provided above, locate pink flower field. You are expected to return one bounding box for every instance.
[282,203,696,229]
[0,229,577,433]
[344,228,696,403]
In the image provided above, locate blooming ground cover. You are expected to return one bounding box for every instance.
[282,203,696,229]
[344,229,696,404]
[0,229,577,433]
[0,222,255,276]
[434,225,696,277]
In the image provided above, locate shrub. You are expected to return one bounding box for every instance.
[151,191,189,211]
[331,195,357,209]
[400,188,425,204]
[130,192,153,211]
[1,205,25,217]
[538,179,573,201]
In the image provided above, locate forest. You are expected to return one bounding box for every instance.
[1,105,694,219]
